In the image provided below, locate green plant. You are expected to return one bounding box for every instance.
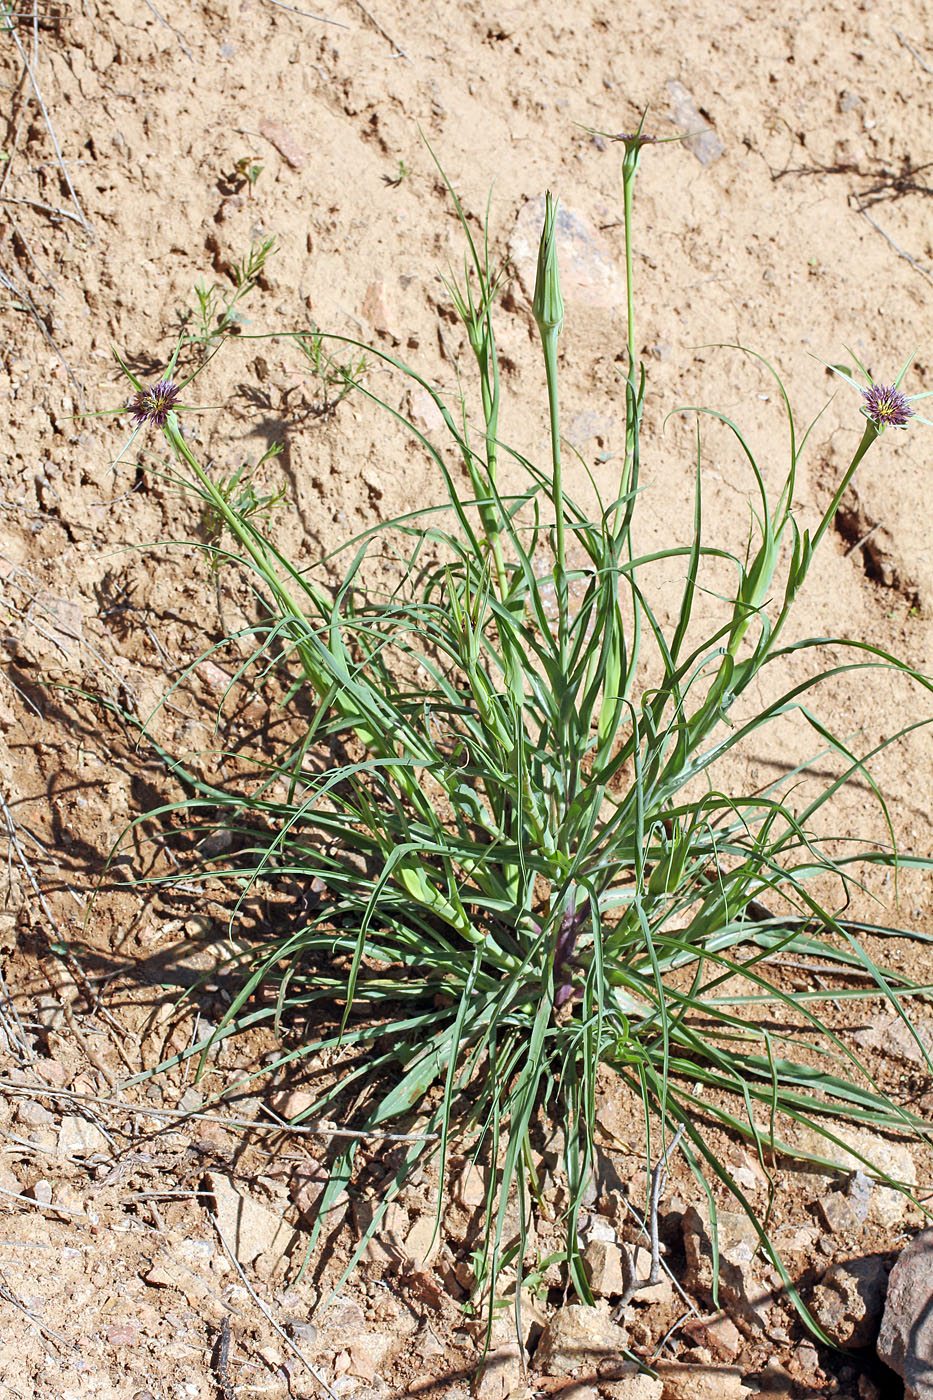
[199,444,286,570]
[294,326,368,414]
[382,158,409,187]
[176,236,276,355]
[112,133,932,1339]
[231,155,264,197]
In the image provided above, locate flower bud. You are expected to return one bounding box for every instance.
[532,192,564,337]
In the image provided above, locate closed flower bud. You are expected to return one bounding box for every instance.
[532,192,564,337]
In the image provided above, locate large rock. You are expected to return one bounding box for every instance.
[852,1015,933,1069]
[472,1342,525,1400]
[582,1239,627,1299]
[597,1370,663,1399]
[682,1204,771,1329]
[680,1314,742,1361]
[653,1361,750,1399]
[791,1127,916,1227]
[510,199,626,313]
[534,1302,628,1377]
[666,81,724,166]
[203,1171,298,1269]
[877,1229,933,1399]
[810,1254,889,1348]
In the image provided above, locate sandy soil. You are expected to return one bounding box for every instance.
[1,1,932,1397]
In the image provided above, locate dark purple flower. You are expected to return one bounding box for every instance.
[613,131,657,146]
[129,378,179,428]
[553,904,586,1007]
[860,382,914,430]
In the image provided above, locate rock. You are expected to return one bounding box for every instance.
[403,1211,441,1266]
[361,280,393,338]
[258,117,307,169]
[597,1370,663,1399]
[751,1358,794,1395]
[472,1341,525,1400]
[680,1314,742,1361]
[264,1086,316,1120]
[408,387,445,435]
[352,1197,409,1265]
[415,1323,446,1359]
[790,1339,823,1388]
[535,1302,628,1376]
[583,1239,627,1298]
[203,1170,298,1268]
[289,1160,329,1220]
[772,1224,819,1256]
[141,1261,218,1314]
[682,1204,771,1329]
[15,1100,55,1127]
[630,1247,674,1307]
[105,1322,140,1347]
[580,1215,618,1247]
[347,1332,392,1381]
[286,1320,317,1347]
[852,1015,933,1069]
[878,1229,933,1398]
[818,1169,876,1234]
[792,1127,916,1227]
[58,1114,110,1158]
[653,1361,748,1399]
[454,1160,488,1209]
[510,198,626,313]
[28,1179,53,1205]
[818,1192,863,1234]
[406,1268,447,1311]
[666,81,724,166]
[810,1254,889,1348]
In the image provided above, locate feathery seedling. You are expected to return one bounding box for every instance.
[175,236,276,356]
[294,327,369,415]
[109,132,933,1338]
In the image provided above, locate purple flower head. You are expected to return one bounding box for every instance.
[860,381,915,430]
[129,378,179,429]
[553,904,586,1008]
[613,131,657,147]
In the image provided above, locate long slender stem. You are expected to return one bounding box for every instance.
[542,327,567,661]
[765,418,879,661]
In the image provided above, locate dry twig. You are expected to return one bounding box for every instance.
[210,1209,340,1400]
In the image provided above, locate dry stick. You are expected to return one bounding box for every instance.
[0,965,32,1065]
[0,1078,439,1142]
[0,794,118,1086]
[893,27,933,73]
[844,520,884,559]
[0,194,85,226]
[0,266,85,408]
[4,23,90,235]
[212,1315,236,1400]
[209,1210,341,1400]
[262,0,349,24]
[0,1182,89,1219]
[851,192,933,285]
[0,1266,75,1350]
[347,0,411,61]
[614,1125,690,1319]
[140,0,193,60]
